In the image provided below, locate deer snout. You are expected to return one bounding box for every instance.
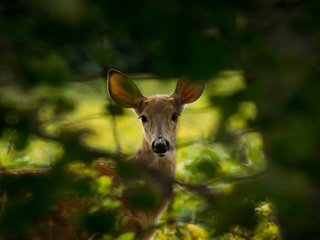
[152,137,170,155]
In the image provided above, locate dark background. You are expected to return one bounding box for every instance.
[0,0,320,239]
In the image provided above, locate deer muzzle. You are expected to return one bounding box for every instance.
[152,137,170,155]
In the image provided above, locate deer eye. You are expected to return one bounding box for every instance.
[139,115,148,123]
[171,113,179,122]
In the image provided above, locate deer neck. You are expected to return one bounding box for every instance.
[136,138,176,177]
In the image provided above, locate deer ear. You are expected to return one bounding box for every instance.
[107,69,145,108]
[172,77,205,105]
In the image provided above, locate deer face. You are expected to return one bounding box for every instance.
[107,69,204,158]
[138,95,179,157]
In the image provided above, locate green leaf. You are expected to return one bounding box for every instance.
[116,232,135,240]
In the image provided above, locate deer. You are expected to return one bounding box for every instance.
[104,69,205,240]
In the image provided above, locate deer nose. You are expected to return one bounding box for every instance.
[152,137,170,154]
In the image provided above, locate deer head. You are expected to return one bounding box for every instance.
[107,69,205,159]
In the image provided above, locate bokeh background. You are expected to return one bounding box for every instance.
[0,1,319,239]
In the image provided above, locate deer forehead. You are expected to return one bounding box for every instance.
[141,95,178,115]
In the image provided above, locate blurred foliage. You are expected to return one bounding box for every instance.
[1,0,320,239]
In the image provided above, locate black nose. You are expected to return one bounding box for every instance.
[152,137,170,154]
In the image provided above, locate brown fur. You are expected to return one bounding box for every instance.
[107,69,205,239]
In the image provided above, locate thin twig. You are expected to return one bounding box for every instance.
[208,169,266,185]
[5,130,16,161]
[111,115,121,154]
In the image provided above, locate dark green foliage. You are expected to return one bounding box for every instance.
[1,0,320,239]
[0,173,54,237]
[124,182,159,211]
[68,177,94,197]
[185,147,221,181]
[81,209,117,234]
[52,97,76,115]
[107,102,124,116]
[116,160,143,181]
